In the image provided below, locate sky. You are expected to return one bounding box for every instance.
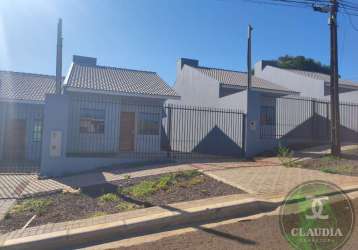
[0,0,357,85]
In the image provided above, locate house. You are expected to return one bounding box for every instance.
[172,58,297,112]
[62,56,178,156]
[254,60,358,99]
[0,55,178,170]
[0,71,56,165]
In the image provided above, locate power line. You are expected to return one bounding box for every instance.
[342,5,358,31]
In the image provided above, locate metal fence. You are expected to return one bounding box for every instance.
[260,95,358,144]
[66,95,245,160]
[162,104,245,159]
[0,102,43,173]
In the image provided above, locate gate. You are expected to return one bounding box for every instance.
[162,104,245,159]
[260,95,358,145]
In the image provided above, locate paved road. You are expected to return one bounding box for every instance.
[87,199,358,250]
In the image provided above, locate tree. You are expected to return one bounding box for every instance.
[274,55,330,74]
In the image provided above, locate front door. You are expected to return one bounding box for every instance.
[4,119,26,161]
[119,112,135,151]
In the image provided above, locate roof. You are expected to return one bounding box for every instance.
[0,71,56,102]
[285,69,358,89]
[65,63,178,98]
[192,66,296,94]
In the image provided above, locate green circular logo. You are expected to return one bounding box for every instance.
[279,181,354,250]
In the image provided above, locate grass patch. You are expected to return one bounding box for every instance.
[319,165,354,175]
[120,180,158,198]
[11,198,53,216]
[119,170,204,198]
[98,193,119,203]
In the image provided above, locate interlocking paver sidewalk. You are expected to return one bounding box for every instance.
[199,165,358,196]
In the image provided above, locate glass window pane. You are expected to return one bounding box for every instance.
[138,113,160,135]
[80,109,105,134]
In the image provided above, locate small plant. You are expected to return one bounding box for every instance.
[278,146,295,167]
[320,168,339,174]
[116,201,139,211]
[122,180,157,198]
[11,198,53,216]
[98,193,119,202]
[156,174,176,190]
[177,170,201,179]
[123,174,131,180]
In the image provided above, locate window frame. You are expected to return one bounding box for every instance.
[137,112,160,136]
[32,119,43,142]
[79,108,105,134]
[260,105,276,126]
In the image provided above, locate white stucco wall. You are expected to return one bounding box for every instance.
[255,63,324,98]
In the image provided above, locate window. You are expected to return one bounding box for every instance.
[80,109,105,134]
[260,106,275,125]
[138,113,160,135]
[33,119,43,142]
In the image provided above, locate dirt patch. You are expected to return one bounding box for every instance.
[299,149,358,176]
[0,170,243,234]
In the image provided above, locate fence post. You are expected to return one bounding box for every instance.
[242,113,246,157]
[311,99,316,142]
[166,105,172,159]
[326,102,330,142]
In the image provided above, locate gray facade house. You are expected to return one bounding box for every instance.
[172,58,297,112]
[0,71,56,167]
[62,56,179,157]
[171,58,299,157]
[254,60,358,100]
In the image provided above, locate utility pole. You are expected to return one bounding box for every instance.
[313,0,341,156]
[55,18,63,95]
[247,25,253,89]
[244,25,253,157]
[330,0,341,156]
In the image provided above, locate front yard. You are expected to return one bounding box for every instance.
[0,170,243,234]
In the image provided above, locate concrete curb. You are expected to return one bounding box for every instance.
[2,183,358,250]
[0,194,281,250]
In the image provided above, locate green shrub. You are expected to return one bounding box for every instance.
[12,198,53,216]
[98,193,119,203]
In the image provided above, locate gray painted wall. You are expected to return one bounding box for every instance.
[171,60,246,112]
[66,93,164,154]
[171,64,220,108]
[254,62,324,98]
